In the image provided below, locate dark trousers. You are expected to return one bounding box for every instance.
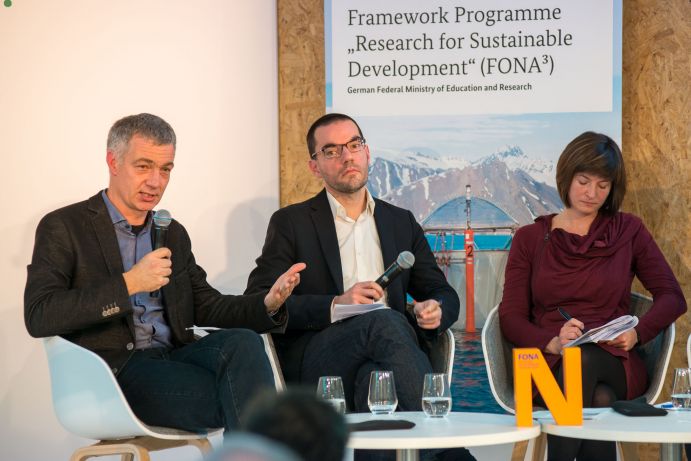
[546,344,627,461]
[300,309,433,413]
[117,329,275,434]
[299,309,472,461]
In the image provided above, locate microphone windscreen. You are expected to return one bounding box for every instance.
[396,251,415,269]
[153,209,172,228]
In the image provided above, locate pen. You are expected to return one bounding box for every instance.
[557,307,588,333]
[557,307,572,321]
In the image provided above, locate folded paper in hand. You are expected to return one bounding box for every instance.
[564,315,638,348]
[185,326,222,332]
[332,303,388,323]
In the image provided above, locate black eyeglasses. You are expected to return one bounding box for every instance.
[311,137,366,160]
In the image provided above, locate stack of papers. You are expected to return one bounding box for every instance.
[564,315,638,348]
[332,303,388,322]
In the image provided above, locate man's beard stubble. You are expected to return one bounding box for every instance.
[330,168,368,195]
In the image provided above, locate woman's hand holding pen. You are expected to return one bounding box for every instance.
[559,318,586,345]
[545,307,585,355]
[557,307,586,345]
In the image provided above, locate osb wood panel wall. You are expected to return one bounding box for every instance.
[278,0,325,203]
[622,1,690,459]
[278,0,689,438]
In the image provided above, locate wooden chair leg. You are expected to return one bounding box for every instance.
[531,434,547,461]
[618,442,639,461]
[511,440,528,461]
[70,440,149,461]
[186,437,214,455]
[69,436,212,461]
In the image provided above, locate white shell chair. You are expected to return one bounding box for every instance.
[44,335,222,461]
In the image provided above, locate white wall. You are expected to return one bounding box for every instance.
[0,1,278,459]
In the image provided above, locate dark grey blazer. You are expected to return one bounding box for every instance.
[25,191,283,374]
[245,189,460,381]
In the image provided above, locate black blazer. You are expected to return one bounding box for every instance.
[25,192,283,374]
[245,189,459,381]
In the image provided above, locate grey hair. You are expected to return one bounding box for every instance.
[107,113,176,162]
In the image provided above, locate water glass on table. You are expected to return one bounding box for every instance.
[422,373,452,417]
[368,370,398,414]
[672,368,691,410]
[316,376,346,414]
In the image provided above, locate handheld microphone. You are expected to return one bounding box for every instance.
[375,251,415,290]
[150,209,172,298]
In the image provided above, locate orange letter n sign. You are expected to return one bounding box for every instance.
[513,347,583,427]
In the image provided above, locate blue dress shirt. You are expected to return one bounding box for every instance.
[101,190,172,349]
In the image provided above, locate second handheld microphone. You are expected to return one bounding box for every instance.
[375,251,415,290]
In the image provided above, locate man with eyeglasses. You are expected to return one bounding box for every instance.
[246,113,471,461]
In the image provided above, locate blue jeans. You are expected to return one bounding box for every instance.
[300,309,433,413]
[117,329,274,434]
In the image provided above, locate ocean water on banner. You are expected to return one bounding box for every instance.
[423,230,512,413]
[451,329,505,414]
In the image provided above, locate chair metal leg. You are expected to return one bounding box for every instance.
[396,449,420,461]
[660,443,683,461]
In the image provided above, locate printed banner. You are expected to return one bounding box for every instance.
[325,0,621,227]
[328,0,614,117]
[326,0,622,328]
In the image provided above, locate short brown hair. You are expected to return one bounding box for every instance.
[555,131,626,215]
[306,113,364,157]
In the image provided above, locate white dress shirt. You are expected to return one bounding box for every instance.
[326,189,386,308]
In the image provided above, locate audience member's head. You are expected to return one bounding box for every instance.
[241,388,349,461]
[209,433,301,461]
[556,131,626,215]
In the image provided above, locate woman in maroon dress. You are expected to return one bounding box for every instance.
[499,132,686,461]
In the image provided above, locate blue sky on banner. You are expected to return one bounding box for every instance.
[325,0,622,226]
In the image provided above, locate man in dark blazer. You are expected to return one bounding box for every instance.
[245,113,461,415]
[25,113,304,434]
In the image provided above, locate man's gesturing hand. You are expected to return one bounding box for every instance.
[123,248,172,295]
[264,263,307,313]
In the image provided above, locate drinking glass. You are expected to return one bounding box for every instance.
[422,373,452,417]
[316,376,346,414]
[671,368,691,410]
[368,370,398,414]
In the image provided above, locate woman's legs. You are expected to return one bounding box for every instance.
[547,344,627,461]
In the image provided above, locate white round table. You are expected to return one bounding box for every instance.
[539,409,691,461]
[347,411,540,461]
